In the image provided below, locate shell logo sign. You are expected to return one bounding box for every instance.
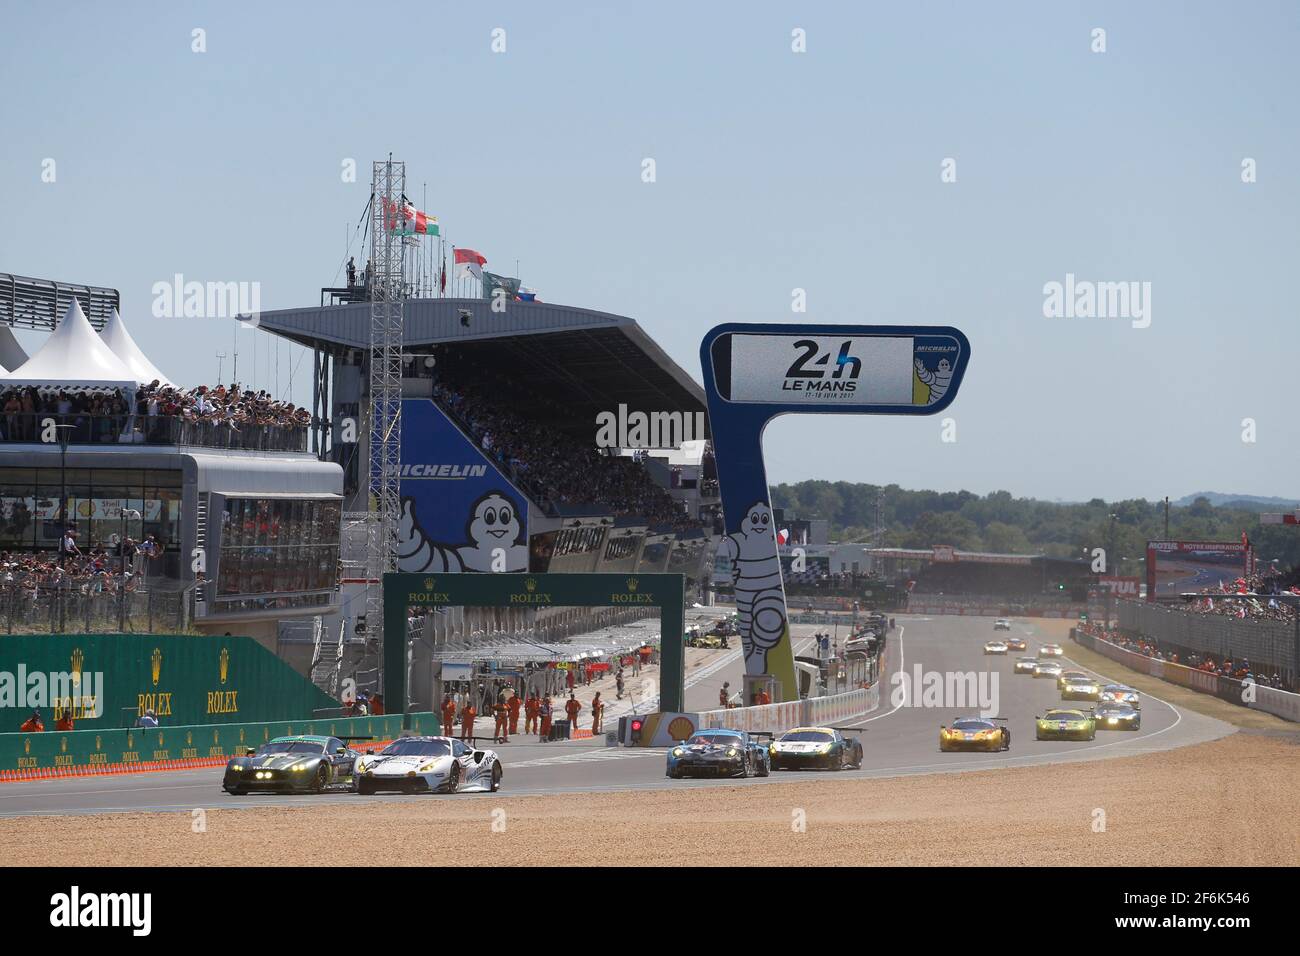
[666,716,695,741]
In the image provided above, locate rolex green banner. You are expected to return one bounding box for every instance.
[0,711,441,775]
[0,633,340,731]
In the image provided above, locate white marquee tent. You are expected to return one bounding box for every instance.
[0,325,27,373]
[100,308,172,386]
[1,300,138,389]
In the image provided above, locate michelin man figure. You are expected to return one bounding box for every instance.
[723,500,787,675]
[397,492,528,573]
[914,355,953,404]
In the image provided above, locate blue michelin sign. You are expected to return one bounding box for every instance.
[397,399,530,573]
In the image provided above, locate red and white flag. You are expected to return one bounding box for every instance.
[776,528,790,545]
[454,248,486,281]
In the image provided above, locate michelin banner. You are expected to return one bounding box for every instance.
[397,399,530,573]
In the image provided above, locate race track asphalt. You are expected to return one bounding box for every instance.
[0,615,1233,818]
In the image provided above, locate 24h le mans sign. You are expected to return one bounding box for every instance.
[701,324,971,703]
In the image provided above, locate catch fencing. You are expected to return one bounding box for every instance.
[0,583,194,634]
[1115,600,1297,675]
[1072,627,1300,723]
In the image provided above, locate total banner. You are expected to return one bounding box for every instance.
[701,323,970,702]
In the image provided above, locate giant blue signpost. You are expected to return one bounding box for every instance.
[700,324,971,702]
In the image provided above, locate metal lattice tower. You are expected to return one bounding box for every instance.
[364,158,406,686]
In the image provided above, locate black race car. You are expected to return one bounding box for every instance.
[1094,702,1141,730]
[769,726,863,771]
[666,729,771,778]
[222,735,366,794]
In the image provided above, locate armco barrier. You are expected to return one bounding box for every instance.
[0,711,441,780]
[696,684,878,734]
[1071,629,1300,723]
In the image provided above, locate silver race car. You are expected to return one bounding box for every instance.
[354,735,502,795]
[1033,659,1064,679]
[1014,656,1040,675]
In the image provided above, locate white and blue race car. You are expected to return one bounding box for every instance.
[354,735,502,795]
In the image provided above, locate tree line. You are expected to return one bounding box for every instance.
[769,481,1300,575]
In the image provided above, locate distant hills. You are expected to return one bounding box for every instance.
[1174,492,1300,510]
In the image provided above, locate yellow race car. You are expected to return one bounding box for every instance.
[939,716,1010,752]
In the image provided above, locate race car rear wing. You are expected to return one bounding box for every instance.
[829,726,864,734]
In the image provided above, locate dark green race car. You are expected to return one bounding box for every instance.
[769,726,864,771]
[222,735,365,795]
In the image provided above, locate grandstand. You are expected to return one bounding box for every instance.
[867,546,1092,600]
[252,295,721,693]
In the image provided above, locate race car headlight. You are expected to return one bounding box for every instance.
[419,762,439,772]
[817,743,832,754]
[672,748,684,757]
[229,764,244,772]
[292,763,310,772]
[726,748,738,757]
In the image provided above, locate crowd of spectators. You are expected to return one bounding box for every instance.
[0,381,310,445]
[1180,565,1300,624]
[1077,620,1291,690]
[0,529,163,596]
[432,382,700,529]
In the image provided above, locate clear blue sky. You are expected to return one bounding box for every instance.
[2,1,1297,503]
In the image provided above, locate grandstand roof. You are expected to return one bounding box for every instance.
[249,297,708,440]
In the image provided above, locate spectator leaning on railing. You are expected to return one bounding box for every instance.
[0,381,311,445]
